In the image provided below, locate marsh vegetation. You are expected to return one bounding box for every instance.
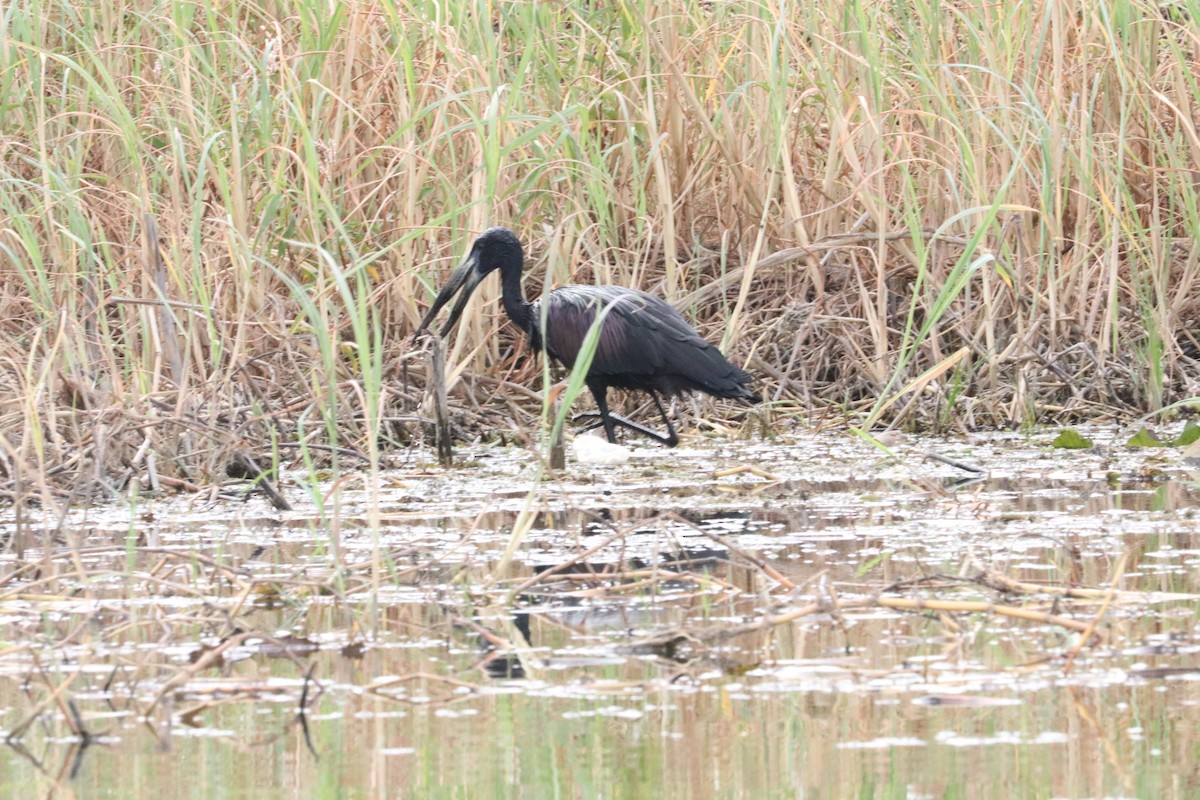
[2,0,1200,796]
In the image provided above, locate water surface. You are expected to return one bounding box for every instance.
[1,427,1198,798]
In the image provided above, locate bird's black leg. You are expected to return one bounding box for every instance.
[572,415,606,434]
[572,384,679,447]
[586,381,618,443]
[647,391,679,447]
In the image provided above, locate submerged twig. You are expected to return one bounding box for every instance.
[226,450,292,511]
[507,528,630,598]
[666,512,796,591]
[296,663,320,760]
[679,592,1104,648]
[922,450,985,474]
[1063,552,1129,674]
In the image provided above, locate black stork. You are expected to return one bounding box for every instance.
[415,227,759,447]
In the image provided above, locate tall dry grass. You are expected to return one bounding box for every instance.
[2,0,1199,501]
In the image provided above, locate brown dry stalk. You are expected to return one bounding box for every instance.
[978,566,1166,604]
[1062,552,1129,674]
[699,593,1102,646]
[506,528,631,598]
[366,672,480,705]
[143,631,258,716]
[5,653,82,743]
[559,569,734,599]
[664,511,797,591]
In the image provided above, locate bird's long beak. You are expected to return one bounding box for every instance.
[415,251,484,338]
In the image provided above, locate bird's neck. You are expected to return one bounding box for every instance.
[500,266,534,334]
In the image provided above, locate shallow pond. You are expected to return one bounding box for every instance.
[1,427,1199,798]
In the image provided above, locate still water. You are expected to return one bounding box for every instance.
[1,428,1198,798]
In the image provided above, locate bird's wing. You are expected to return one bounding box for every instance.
[534,287,635,370]
[539,286,748,395]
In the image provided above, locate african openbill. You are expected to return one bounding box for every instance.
[415,227,759,446]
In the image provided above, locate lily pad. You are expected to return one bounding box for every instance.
[1172,420,1200,447]
[1127,427,1166,448]
[1051,429,1092,449]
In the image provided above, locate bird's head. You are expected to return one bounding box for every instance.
[415,227,524,338]
[469,227,523,276]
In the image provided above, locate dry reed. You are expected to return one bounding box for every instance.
[2,0,1199,500]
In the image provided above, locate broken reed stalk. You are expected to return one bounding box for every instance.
[429,337,453,467]
[548,392,566,471]
[227,450,292,511]
[506,528,630,599]
[4,655,82,744]
[144,631,258,715]
[142,214,184,389]
[562,569,736,598]
[700,594,1104,646]
[974,567,1141,602]
[1062,552,1129,675]
[666,511,797,590]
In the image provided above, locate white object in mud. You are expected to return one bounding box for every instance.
[572,433,632,465]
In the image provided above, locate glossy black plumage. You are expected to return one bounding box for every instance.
[416,227,758,446]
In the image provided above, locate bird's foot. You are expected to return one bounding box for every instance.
[570,413,606,435]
